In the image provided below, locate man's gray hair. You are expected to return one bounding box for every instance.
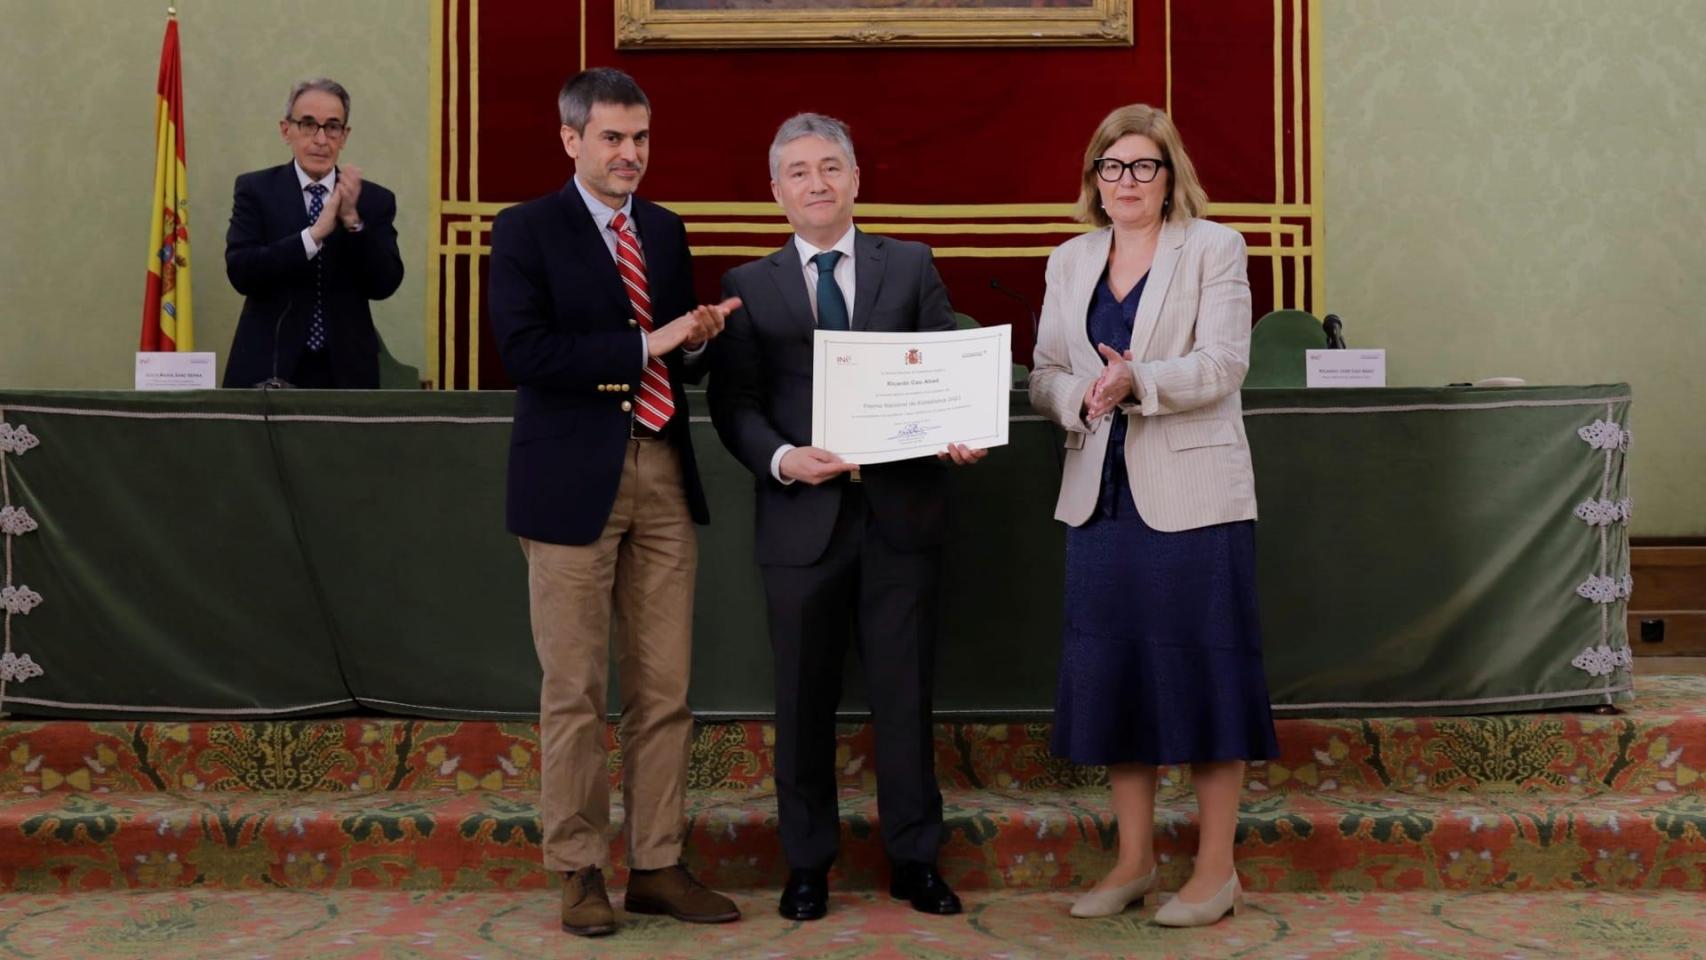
[768,113,857,181]
[558,68,650,130]
[284,78,351,120]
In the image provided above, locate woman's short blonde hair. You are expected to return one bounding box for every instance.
[1074,104,1208,226]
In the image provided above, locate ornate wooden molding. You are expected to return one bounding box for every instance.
[613,0,1134,49]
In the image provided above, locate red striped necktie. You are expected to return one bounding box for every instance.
[608,211,674,431]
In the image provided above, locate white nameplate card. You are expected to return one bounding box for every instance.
[1306,349,1386,388]
[135,352,217,390]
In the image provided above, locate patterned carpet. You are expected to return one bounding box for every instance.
[1,678,1704,894]
[0,888,1703,959]
[6,782,1706,893]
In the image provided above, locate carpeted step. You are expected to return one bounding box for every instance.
[3,784,1702,894]
[2,676,1702,796]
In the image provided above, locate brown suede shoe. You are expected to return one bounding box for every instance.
[624,863,741,924]
[561,866,616,937]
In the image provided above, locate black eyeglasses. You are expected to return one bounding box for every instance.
[287,117,349,139]
[1092,156,1166,183]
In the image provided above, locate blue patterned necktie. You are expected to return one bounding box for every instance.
[305,183,328,352]
[811,250,850,331]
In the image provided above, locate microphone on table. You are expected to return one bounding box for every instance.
[255,297,296,389]
[990,278,1039,382]
[1323,313,1347,350]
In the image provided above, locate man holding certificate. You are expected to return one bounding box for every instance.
[709,113,985,922]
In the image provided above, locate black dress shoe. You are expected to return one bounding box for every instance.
[890,861,962,915]
[778,868,829,921]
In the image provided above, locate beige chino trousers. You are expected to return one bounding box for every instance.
[521,437,696,872]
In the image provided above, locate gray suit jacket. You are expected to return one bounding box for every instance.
[710,230,957,566]
[1029,218,1258,531]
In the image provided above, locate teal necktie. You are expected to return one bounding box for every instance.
[812,250,850,331]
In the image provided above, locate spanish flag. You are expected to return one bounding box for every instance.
[141,11,191,351]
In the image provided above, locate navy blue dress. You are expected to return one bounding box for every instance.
[1051,270,1280,766]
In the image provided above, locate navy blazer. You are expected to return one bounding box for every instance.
[488,181,710,546]
[710,231,956,567]
[222,162,404,388]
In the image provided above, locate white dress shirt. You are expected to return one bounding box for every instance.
[571,175,702,370]
[772,225,859,483]
[572,173,633,263]
[793,225,858,326]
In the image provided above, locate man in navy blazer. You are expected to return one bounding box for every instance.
[223,78,403,389]
[487,68,739,938]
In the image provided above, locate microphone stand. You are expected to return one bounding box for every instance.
[255,297,295,389]
[989,278,1039,385]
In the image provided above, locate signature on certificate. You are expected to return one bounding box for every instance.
[888,421,939,443]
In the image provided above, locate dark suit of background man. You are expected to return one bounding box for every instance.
[222,78,403,388]
[710,113,987,923]
[486,68,741,939]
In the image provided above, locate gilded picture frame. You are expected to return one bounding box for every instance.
[615,0,1134,49]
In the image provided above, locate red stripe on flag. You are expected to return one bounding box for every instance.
[140,275,173,351]
[159,21,186,162]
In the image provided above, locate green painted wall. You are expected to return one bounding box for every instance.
[0,0,429,387]
[1,2,1699,533]
[1322,1,1705,535]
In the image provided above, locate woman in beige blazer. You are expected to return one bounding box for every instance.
[1030,105,1279,928]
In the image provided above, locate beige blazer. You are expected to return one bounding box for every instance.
[1029,218,1257,531]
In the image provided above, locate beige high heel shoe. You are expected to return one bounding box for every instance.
[1069,867,1158,918]
[1153,873,1242,927]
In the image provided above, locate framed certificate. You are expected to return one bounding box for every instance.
[811,326,1012,465]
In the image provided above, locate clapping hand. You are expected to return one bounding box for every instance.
[685,296,741,349]
[1084,345,1135,421]
[335,165,363,229]
[308,184,343,243]
[650,297,742,356]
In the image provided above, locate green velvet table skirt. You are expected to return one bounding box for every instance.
[0,384,1633,719]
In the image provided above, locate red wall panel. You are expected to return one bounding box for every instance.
[432,0,1319,390]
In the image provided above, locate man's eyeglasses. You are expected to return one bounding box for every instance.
[287,117,349,139]
[1092,157,1166,184]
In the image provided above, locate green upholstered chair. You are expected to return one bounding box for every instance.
[376,333,423,389]
[1246,309,1327,389]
